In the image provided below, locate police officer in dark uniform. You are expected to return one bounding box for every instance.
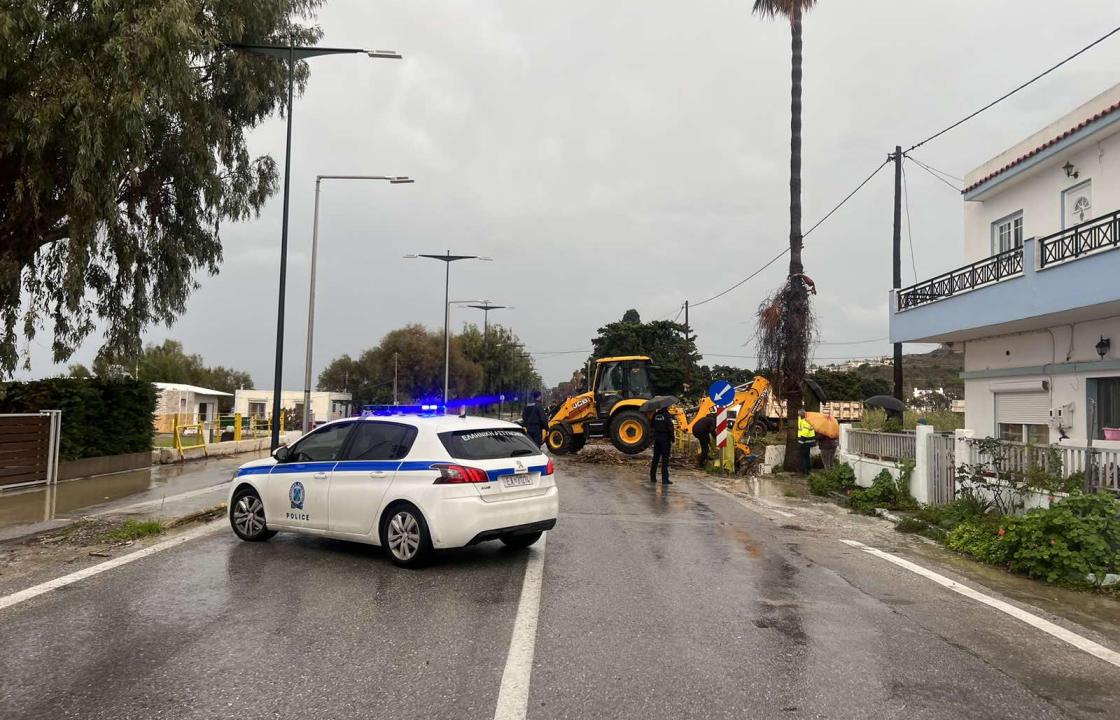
[650,406,675,485]
[692,409,716,468]
[522,390,549,448]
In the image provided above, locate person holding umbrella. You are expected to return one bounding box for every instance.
[796,408,816,475]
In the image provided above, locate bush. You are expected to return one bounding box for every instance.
[1000,493,1120,585]
[945,515,1010,565]
[915,494,989,531]
[847,461,918,514]
[0,378,156,460]
[807,462,856,496]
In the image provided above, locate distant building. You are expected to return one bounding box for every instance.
[153,382,232,434]
[233,389,352,429]
[154,382,231,424]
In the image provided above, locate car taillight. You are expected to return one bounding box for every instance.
[431,463,490,484]
[544,459,554,476]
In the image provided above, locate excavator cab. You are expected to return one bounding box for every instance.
[547,356,672,455]
[593,358,654,418]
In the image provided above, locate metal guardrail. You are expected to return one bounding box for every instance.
[846,429,916,461]
[897,246,1023,310]
[1039,209,1120,268]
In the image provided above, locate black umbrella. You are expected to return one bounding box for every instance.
[864,395,907,413]
[639,396,678,413]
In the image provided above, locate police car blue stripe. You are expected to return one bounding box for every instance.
[399,461,438,472]
[333,460,402,472]
[271,462,338,474]
[235,466,272,477]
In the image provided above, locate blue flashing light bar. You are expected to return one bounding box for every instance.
[361,404,445,417]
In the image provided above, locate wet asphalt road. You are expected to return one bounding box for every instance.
[2,460,1119,719]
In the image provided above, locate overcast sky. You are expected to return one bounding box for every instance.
[20,0,1120,387]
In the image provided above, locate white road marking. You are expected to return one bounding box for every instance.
[493,533,548,720]
[92,482,231,516]
[0,521,225,612]
[841,539,1120,669]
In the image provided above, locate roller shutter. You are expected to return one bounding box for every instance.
[995,392,1050,425]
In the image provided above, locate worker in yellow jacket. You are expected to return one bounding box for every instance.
[797,409,816,474]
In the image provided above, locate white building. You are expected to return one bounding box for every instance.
[892,84,1120,447]
[232,389,352,428]
[153,382,232,425]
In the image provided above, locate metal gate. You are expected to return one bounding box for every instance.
[926,433,956,505]
[0,411,61,490]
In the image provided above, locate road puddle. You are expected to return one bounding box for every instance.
[0,468,154,529]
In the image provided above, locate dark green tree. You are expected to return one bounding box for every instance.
[317,324,490,408]
[588,311,699,395]
[0,1,324,374]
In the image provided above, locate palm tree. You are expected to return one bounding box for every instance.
[753,0,818,471]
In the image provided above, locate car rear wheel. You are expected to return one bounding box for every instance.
[500,531,543,549]
[230,488,276,541]
[380,503,432,568]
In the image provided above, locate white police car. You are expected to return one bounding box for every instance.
[228,410,558,567]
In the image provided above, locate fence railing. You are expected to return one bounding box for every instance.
[1039,209,1120,268]
[967,439,1120,494]
[897,246,1023,310]
[153,413,281,446]
[846,429,916,461]
[0,411,61,490]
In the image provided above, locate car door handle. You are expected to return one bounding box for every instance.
[314,472,329,480]
[369,471,387,478]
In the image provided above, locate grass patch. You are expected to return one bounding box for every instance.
[97,519,164,543]
[783,490,797,498]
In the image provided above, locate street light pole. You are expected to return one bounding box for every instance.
[303,175,412,431]
[467,301,510,407]
[224,40,402,450]
[404,252,492,407]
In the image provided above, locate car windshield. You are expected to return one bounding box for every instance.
[438,428,541,460]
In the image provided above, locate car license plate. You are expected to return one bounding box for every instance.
[502,475,533,488]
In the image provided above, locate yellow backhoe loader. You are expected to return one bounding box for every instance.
[670,376,772,467]
[546,356,678,455]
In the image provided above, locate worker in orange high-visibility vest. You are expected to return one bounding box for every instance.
[797,408,816,475]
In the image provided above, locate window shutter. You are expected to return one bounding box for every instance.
[995,392,1050,425]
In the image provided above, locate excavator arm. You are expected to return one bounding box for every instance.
[675,377,772,452]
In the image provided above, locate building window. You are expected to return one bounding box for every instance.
[1062,180,1092,228]
[1096,378,1120,439]
[248,401,267,418]
[992,212,1023,253]
[998,423,1049,444]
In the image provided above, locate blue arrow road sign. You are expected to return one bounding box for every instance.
[708,380,734,406]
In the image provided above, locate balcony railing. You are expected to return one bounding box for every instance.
[897,246,1023,310]
[1039,209,1120,268]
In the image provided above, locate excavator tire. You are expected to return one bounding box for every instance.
[748,420,768,438]
[609,411,652,454]
[546,426,573,455]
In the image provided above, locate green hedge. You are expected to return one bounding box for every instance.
[0,378,157,460]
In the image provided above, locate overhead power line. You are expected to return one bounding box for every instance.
[906,155,962,193]
[901,163,919,284]
[906,154,962,182]
[906,24,1120,153]
[689,159,893,310]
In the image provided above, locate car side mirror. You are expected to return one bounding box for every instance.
[273,446,291,462]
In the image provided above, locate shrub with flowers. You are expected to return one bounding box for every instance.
[944,493,1120,587]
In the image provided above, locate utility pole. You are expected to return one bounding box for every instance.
[892,145,904,403]
[684,300,691,391]
[392,352,399,405]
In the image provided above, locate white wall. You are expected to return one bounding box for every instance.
[233,390,352,423]
[963,315,1120,442]
[963,129,1120,262]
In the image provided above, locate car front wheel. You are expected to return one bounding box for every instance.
[230,488,276,541]
[380,504,432,568]
[500,531,543,549]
